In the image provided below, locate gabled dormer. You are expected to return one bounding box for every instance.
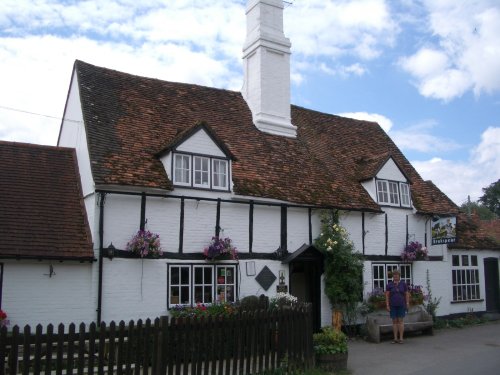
[360,155,412,209]
[156,122,235,192]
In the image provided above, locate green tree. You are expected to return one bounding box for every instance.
[460,201,496,220]
[478,179,500,217]
[314,210,364,317]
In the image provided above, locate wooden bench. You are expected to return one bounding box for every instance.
[365,305,433,343]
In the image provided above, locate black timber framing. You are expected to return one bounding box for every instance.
[140,193,146,231]
[95,189,382,258]
[385,213,388,256]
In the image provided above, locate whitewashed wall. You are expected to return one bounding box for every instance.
[2,260,96,329]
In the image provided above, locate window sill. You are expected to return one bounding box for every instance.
[450,299,484,304]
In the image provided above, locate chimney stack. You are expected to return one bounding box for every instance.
[242,0,297,138]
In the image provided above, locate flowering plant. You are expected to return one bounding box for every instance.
[0,309,9,328]
[401,241,428,262]
[366,287,386,310]
[126,230,163,258]
[269,292,298,310]
[407,283,425,305]
[170,302,236,318]
[203,236,237,260]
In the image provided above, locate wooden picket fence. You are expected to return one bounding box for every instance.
[0,305,313,375]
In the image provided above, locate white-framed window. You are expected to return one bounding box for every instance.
[371,263,412,291]
[193,265,214,304]
[400,183,411,207]
[216,265,236,303]
[168,264,237,308]
[376,179,410,208]
[193,156,210,188]
[169,265,191,306]
[212,159,228,190]
[452,255,480,301]
[174,154,191,186]
[377,180,389,204]
[172,153,229,191]
[388,181,399,205]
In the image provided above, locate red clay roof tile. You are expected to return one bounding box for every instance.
[73,60,458,215]
[0,141,94,260]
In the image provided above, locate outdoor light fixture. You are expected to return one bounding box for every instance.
[107,243,115,260]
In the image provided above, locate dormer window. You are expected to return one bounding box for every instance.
[376,179,411,208]
[173,152,230,191]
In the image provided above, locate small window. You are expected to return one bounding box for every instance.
[174,154,191,185]
[377,180,389,204]
[193,265,213,304]
[168,264,237,308]
[193,156,210,188]
[451,255,480,301]
[388,181,399,205]
[212,159,228,190]
[400,183,411,207]
[372,263,412,291]
[169,265,191,305]
[216,266,236,303]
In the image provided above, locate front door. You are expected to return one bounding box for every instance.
[289,261,322,332]
[484,257,500,312]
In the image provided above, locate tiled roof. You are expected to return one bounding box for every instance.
[449,212,500,250]
[0,141,94,260]
[72,60,458,215]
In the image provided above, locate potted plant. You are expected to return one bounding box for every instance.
[401,241,429,262]
[313,326,348,372]
[367,287,387,311]
[126,230,163,258]
[407,283,425,306]
[203,236,238,261]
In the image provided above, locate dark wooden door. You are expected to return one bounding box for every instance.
[484,257,500,312]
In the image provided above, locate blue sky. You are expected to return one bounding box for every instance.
[0,0,499,206]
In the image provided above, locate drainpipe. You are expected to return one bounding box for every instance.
[97,192,106,325]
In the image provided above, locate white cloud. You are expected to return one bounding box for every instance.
[412,126,500,205]
[399,1,500,101]
[390,119,461,153]
[336,112,393,132]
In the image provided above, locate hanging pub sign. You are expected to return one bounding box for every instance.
[431,216,457,244]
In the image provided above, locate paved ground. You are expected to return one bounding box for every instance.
[347,320,500,374]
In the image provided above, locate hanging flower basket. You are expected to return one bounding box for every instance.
[126,230,163,258]
[401,241,428,262]
[203,236,238,261]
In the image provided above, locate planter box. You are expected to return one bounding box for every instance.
[316,352,348,372]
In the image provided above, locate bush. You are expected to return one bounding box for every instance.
[313,326,348,355]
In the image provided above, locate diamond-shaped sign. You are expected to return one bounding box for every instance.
[255,266,277,291]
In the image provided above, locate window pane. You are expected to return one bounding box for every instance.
[389,182,399,204]
[171,267,179,284]
[181,267,190,284]
[213,160,227,188]
[377,181,388,203]
[204,268,212,284]
[195,268,202,284]
[180,286,189,304]
[452,255,460,266]
[174,154,190,184]
[471,255,478,266]
[462,255,469,266]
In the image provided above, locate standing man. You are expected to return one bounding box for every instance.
[385,269,410,343]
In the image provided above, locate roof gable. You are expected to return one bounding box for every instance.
[0,141,94,261]
[157,121,235,160]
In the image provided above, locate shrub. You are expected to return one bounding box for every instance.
[313,326,348,355]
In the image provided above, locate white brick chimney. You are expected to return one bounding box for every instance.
[242,0,297,138]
